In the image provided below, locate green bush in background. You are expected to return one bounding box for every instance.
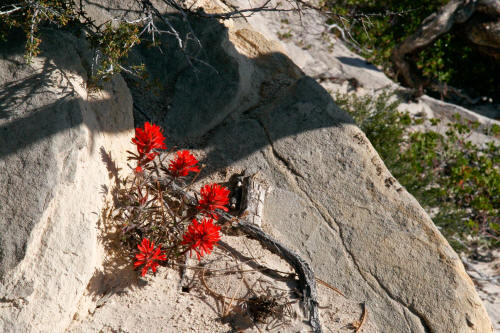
[326,0,500,101]
[336,91,500,251]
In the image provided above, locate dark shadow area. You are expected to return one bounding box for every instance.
[0,92,80,158]
[124,13,240,140]
[0,28,134,279]
[0,9,353,284]
[337,56,379,72]
[122,12,353,183]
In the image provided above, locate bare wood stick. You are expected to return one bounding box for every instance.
[235,220,322,333]
[355,303,368,333]
[232,174,322,333]
[166,174,322,332]
[239,173,270,228]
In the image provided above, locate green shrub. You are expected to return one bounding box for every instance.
[336,91,500,251]
[87,22,142,86]
[0,1,140,85]
[326,0,500,100]
[1,0,79,60]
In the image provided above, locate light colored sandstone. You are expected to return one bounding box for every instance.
[0,31,134,332]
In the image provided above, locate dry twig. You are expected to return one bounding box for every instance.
[351,303,367,333]
[315,277,345,297]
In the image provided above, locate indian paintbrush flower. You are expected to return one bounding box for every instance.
[132,122,166,161]
[134,238,167,276]
[181,218,221,261]
[168,150,200,177]
[197,183,230,219]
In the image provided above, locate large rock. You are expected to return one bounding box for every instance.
[227,1,500,328]
[0,1,492,332]
[205,77,492,332]
[0,30,134,332]
[122,4,492,332]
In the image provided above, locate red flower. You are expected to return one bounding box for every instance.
[181,218,221,260]
[197,184,230,219]
[132,122,166,161]
[134,238,167,276]
[168,150,200,177]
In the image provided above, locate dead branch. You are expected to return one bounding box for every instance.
[0,3,23,16]
[235,220,322,333]
[231,174,322,333]
[238,173,270,228]
[465,12,500,57]
[167,175,322,332]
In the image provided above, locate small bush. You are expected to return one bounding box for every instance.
[0,1,141,86]
[110,122,230,276]
[336,91,500,251]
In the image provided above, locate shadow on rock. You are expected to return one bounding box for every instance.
[0,28,133,279]
[337,56,380,72]
[84,148,152,299]
[124,12,353,182]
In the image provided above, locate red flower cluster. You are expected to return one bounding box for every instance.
[127,124,227,271]
[197,184,230,219]
[134,238,167,276]
[181,218,221,261]
[168,150,200,177]
[132,122,166,172]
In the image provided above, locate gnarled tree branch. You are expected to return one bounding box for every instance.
[392,0,500,97]
[391,0,477,91]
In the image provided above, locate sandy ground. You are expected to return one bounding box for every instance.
[67,226,375,332]
[463,251,500,332]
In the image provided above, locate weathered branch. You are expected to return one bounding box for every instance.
[224,175,322,333]
[477,0,500,16]
[465,15,500,59]
[238,173,270,228]
[236,220,322,333]
[0,3,23,16]
[166,175,322,332]
[392,0,500,96]
[391,0,477,90]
